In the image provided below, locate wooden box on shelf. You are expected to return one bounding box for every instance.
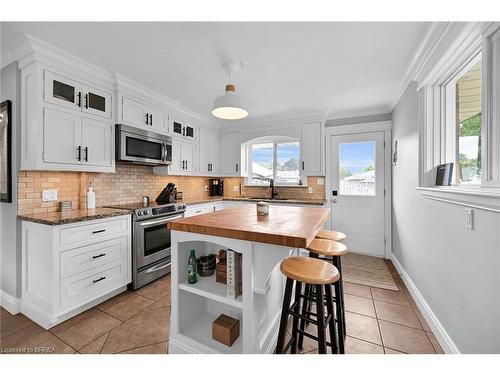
[212,314,240,347]
[216,250,227,284]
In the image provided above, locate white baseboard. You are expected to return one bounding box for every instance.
[0,290,21,315]
[390,253,460,354]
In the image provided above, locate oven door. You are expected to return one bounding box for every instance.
[134,213,183,269]
[118,131,170,165]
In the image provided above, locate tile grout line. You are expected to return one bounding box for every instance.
[114,339,169,354]
[369,286,387,353]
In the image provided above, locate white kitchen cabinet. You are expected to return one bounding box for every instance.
[43,108,82,165]
[44,70,112,119]
[220,133,247,176]
[21,215,132,329]
[42,108,113,169]
[170,115,196,141]
[81,117,113,167]
[121,96,168,133]
[167,139,197,175]
[199,127,220,175]
[300,121,324,176]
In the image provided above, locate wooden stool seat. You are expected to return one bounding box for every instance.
[307,238,348,257]
[280,257,340,285]
[315,230,346,242]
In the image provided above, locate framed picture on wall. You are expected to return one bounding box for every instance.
[0,100,12,203]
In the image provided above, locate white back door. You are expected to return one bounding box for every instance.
[329,131,385,257]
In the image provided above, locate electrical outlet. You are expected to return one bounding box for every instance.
[233,185,239,192]
[204,185,209,192]
[465,208,473,230]
[308,187,313,194]
[42,189,58,202]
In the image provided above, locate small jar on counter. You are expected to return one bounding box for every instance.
[256,201,269,216]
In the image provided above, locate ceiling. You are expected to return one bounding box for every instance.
[1,22,430,124]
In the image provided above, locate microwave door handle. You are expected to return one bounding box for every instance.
[161,143,165,162]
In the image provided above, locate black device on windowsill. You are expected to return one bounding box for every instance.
[435,163,454,186]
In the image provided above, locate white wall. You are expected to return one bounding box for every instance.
[0,62,21,302]
[391,82,500,353]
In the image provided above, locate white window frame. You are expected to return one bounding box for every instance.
[245,136,302,187]
[416,22,500,211]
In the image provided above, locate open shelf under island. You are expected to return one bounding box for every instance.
[168,204,330,354]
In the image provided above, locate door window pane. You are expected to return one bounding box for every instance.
[53,80,75,103]
[339,141,376,196]
[456,59,482,184]
[251,143,273,184]
[276,142,300,184]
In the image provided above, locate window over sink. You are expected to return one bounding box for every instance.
[246,137,301,186]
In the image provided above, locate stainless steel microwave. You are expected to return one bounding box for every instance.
[116,124,172,166]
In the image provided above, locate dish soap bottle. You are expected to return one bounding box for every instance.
[188,249,197,284]
[86,182,96,209]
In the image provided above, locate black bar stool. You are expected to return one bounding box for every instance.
[300,238,348,354]
[275,256,340,354]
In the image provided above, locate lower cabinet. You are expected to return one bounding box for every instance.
[21,215,132,329]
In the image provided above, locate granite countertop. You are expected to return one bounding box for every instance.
[18,208,132,226]
[168,204,330,248]
[180,197,326,206]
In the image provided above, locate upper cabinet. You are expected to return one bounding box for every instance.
[20,62,115,173]
[198,127,220,175]
[220,133,247,177]
[300,122,324,176]
[44,70,112,119]
[170,115,196,141]
[120,96,168,134]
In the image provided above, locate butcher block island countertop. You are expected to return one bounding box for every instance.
[168,204,330,248]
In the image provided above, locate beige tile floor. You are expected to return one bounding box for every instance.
[0,257,444,354]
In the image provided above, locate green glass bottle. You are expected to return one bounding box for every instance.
[188,249,197,284]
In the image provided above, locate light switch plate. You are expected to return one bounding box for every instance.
[204,185,209,192]
[465,208,473,230]
[233,185,239,192]
[308,187,313,194]
[42,189,58,202]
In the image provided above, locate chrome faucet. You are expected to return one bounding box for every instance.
[269,178,278,199]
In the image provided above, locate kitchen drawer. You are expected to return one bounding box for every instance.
[60,236,130,279]
[60,258,129,309]
[58,217,129,247]
[185,205,212,217]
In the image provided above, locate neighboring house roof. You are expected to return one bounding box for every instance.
[344,170,375,182]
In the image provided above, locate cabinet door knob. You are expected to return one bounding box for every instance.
[145,113,149,125]
[236,163,238,172]
[150,114,153,126]
[77,92,82,107]
[302,161,305,170]
[84,94,89,109]
[84,147,88,162]
[93,276,106,283]
[77,146,82,161]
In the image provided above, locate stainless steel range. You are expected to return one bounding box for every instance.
[105,202,186,289]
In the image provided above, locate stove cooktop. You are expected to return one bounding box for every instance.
[105,201,186,219]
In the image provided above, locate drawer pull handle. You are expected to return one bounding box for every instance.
[93,276,106,283]
[92,229,106,234]
[92,253,106,259]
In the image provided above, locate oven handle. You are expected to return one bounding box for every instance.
[145,261,171,274]
[138,214,184,227]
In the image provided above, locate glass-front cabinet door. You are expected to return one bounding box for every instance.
[44,71,81,110]
[81,84,112,119]
[44,70,112,119]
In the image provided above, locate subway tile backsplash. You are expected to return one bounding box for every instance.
[17,164,325,215]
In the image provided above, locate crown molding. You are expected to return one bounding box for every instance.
[219,109,327,133]
[391,22,494,110]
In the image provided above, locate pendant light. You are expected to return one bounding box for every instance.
[211,62,248,120]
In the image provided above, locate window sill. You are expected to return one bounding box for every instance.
[244,184,308,188]
[416,186,500,213]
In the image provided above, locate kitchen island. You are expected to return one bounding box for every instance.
[167,204,330,354]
